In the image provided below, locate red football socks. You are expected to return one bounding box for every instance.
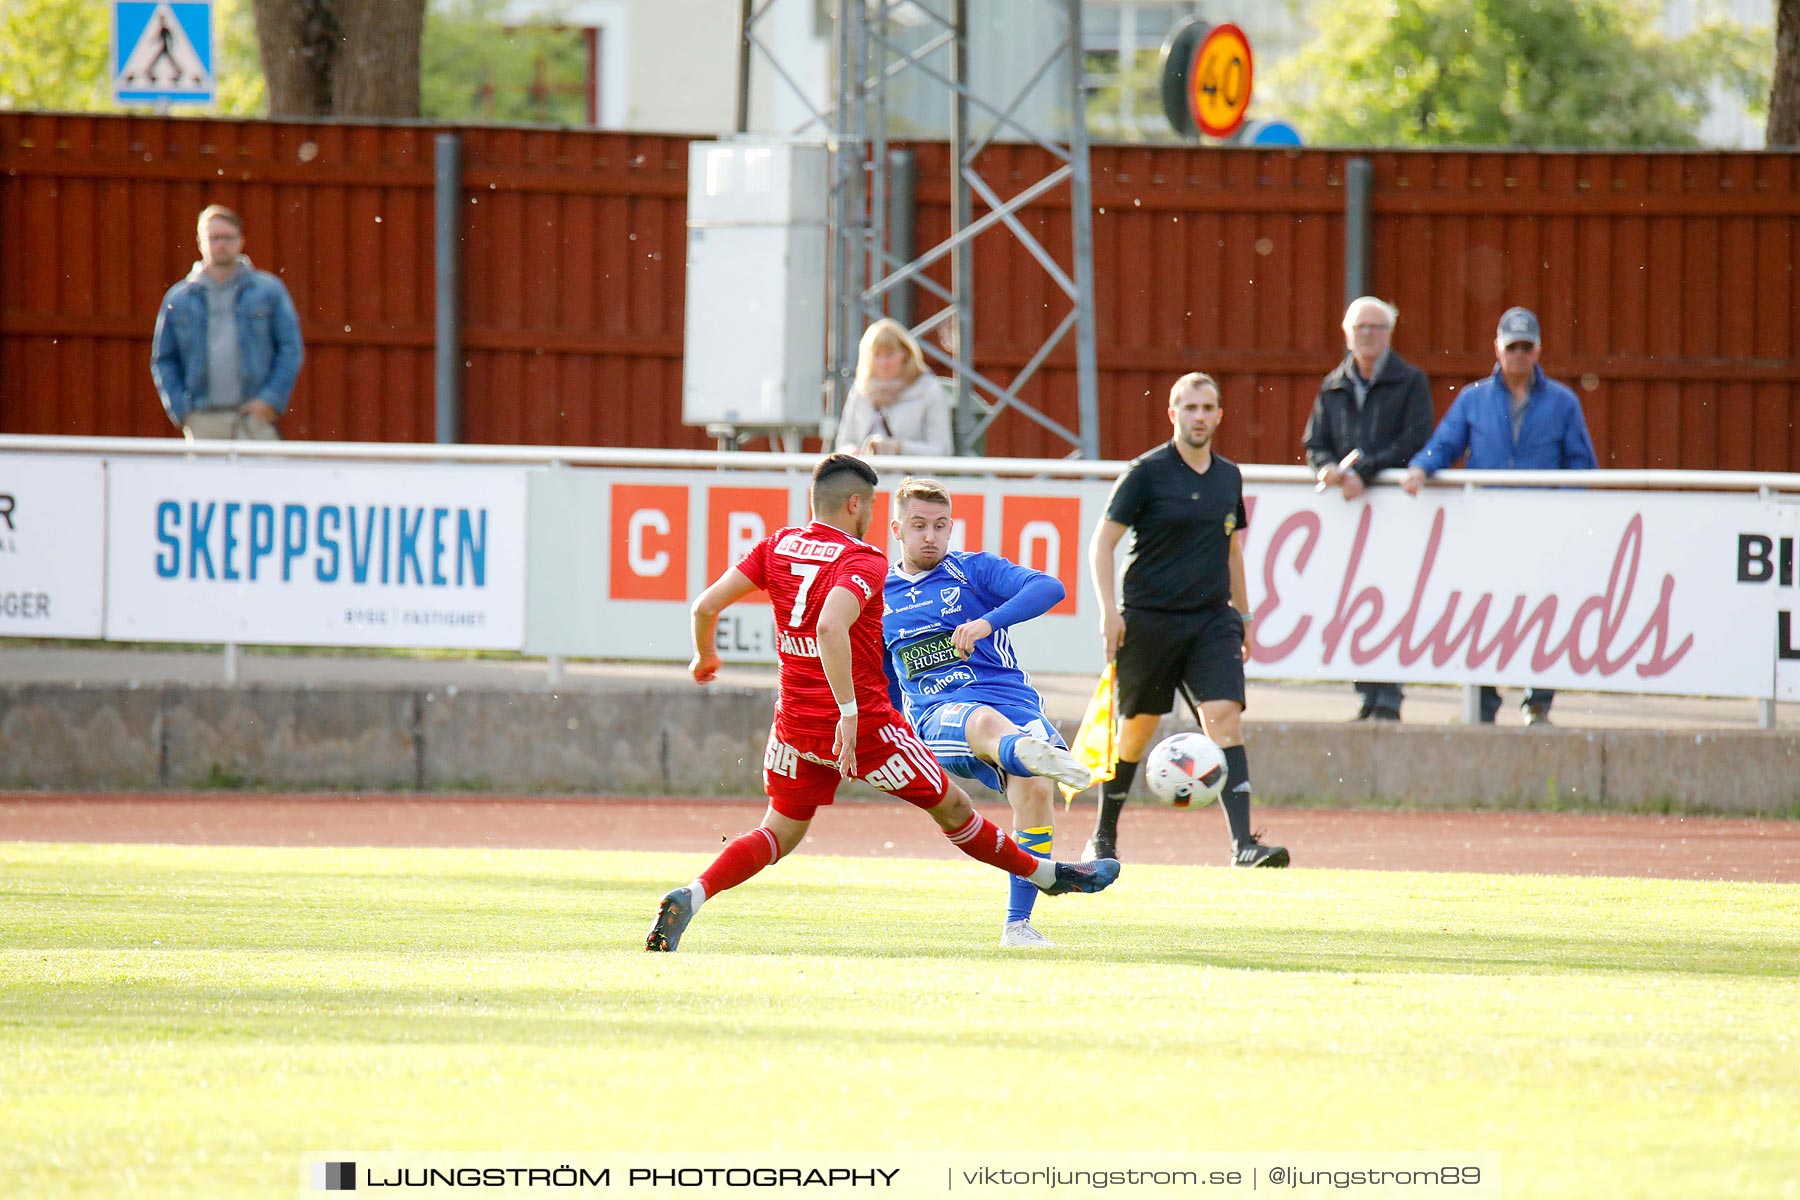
[698,815,1039,898]
[698,827,782,898]
[944,811,1038,876]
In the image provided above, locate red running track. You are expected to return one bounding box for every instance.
[2,793,1796,883]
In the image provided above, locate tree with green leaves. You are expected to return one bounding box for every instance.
[422,0,590,126]
[1267,0,1769,147]
[0,0,113,112]
[1,0,581,124]
[2,0,263,115]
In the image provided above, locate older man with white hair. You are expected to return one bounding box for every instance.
[1302,295,1433,721]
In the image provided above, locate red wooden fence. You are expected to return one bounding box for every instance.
[2,113,1795,469]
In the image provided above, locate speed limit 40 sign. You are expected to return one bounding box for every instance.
[1188,23,1253,139]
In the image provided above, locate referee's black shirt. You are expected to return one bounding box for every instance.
[1104,442,1248,614]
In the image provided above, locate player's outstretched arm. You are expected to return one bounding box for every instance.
[816,586,865,776]
[689,567,757,684]
[955,555,1065,655]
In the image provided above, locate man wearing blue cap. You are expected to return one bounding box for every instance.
[1401,306,1598,725]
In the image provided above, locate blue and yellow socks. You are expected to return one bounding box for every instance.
[1007,826,1053,922]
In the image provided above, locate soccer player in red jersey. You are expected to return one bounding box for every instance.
[646,454,1120,951]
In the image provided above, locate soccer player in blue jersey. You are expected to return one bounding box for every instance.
[882,478,1094,948]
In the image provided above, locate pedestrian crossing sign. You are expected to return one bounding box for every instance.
[114,1,215,105]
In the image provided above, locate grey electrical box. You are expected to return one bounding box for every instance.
[682,140,830,431]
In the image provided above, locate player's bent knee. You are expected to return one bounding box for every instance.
[925,781,975,829]
[762,809,813,856]
[963,705,1014,751]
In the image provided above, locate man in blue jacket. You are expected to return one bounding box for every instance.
[152,205,303,440]
[1402,306,1597,725]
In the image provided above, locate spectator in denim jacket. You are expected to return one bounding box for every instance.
[152,205,303,440]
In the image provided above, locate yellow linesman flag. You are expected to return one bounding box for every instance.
[1059,664,1119,808]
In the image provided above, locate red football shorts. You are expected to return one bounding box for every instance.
[761,709,949,821]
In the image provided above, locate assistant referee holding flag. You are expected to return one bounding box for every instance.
[1084,372,1289,868]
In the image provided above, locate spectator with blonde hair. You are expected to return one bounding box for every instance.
[833,318,953,456]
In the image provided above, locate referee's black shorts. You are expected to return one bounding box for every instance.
[1115,606,1247,718]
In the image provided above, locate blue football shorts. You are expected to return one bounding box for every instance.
[911,697,1065,794]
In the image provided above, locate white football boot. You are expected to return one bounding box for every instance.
[1013,736,1092,790]
[1000,919,1054,948]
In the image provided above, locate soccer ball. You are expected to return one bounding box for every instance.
[1144,732,1227,808]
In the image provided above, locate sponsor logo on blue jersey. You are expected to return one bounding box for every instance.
[890,582,934,614]
[896,631,962,679]
[920,665,977,695]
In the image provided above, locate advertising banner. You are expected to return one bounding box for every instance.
[106,459,528,649]
[534,469,1780,700]
[1771,501,1800,702]
[1242,486,1773,699]
[526,471,1098,671]
[0,454,106,638]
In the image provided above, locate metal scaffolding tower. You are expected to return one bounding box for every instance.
[735,0,1102,458]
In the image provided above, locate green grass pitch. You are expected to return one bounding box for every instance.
[3,841,1798,1198]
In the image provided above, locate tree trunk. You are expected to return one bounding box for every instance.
[251,0,424,119]
[332,0,426,119]
[1770,0,1800,146]
[252,0,337,117]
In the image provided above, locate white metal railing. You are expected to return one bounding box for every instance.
[4,435,1795,725]
[4,435,1799,493]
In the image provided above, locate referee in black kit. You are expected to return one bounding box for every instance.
[1084,372,1289,868]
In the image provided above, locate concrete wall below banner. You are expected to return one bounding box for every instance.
[3,682,1796,815]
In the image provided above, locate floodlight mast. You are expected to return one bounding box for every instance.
[735,0,1102,458]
